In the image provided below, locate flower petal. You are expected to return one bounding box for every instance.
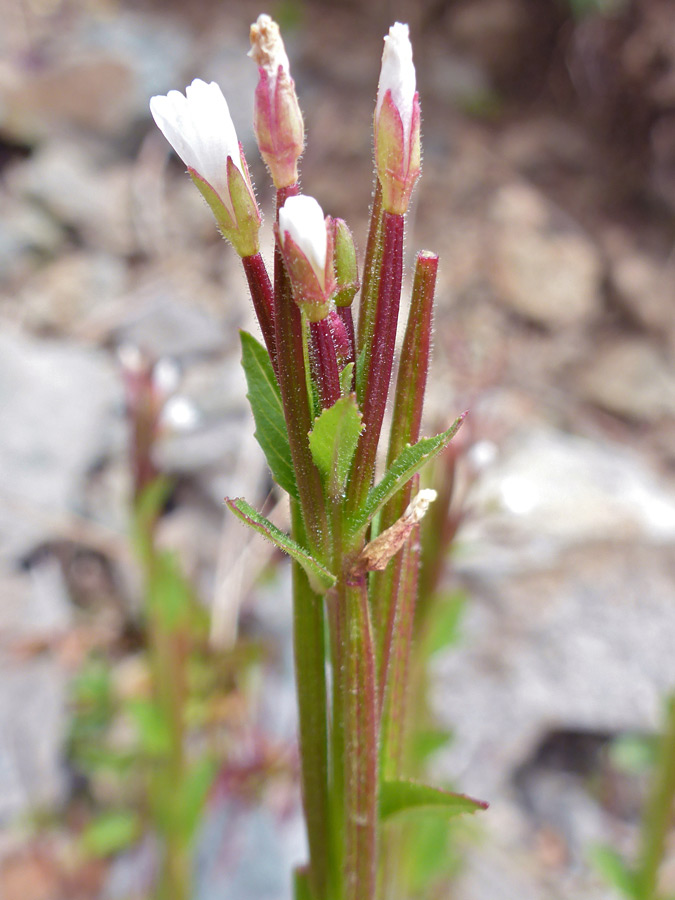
[279,195,328,285]
[376,23,416,141]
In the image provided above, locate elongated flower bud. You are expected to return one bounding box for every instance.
[250,14,305,189]
[150,79,261,256]
[331,218,360,308]
[374,23,421,215]
[277,195,336,321]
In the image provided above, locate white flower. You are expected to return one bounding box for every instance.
[376,23,416,143]
[278,195,328,286]
[150,79,242,217]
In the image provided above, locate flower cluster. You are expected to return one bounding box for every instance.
[148,18,479,900]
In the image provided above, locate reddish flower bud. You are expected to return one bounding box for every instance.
[249,14,305,189]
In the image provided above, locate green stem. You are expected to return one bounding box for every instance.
[372,252,437,719]
[291,501,332,900]
[143,545,190,900]
[342,571,379,900]
[356,180,383,404]
[381,533,420,780]
[635,694,675,899]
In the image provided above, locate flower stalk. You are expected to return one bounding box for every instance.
[150,15,484,900]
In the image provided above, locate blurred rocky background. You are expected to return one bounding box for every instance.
[1,0,675,897]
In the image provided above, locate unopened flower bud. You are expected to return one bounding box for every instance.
[327,308,352,366]
[278,195,336,321]
[150,79,261,257]
[331,218,360,308]
[249,14,304,189]
[374,23,421,215]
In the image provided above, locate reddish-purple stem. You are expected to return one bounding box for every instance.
[273,184,328,555]
[310,318,341,410]
[347,211,404,515]
[374,253,437,720]
[336,306,356,368]
[242,252,276,370]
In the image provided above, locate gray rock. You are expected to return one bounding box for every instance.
[0,562,73,822]
[14,252,128,335]
[608,243,675,337]
[576,338,675,422]
[0,329,122,558]
[0,194,65,288]
[460,428,675,575]
[429,426,675,900]
[8,142,135,255]
[111,293,226,361]
[490,183,603,328]
[195,795,304,900]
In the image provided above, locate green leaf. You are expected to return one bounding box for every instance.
[380,780,488,821]
[349,415,465,535]
[131,476,173,563]
[610,734,657,774]
[148,550,194,630]
[589,845,638,898]
[81,810,140,857]
[240,331,298,500]
[224,497,336,593]
[404,817,459,892]
[425,590,467,656]
[410,729,454,766]
[176,757,217,843]
[125,698,172,758]
[339,362,354,396]
[309,395,363,496]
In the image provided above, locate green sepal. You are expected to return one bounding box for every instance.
[308,394,363,497]
[224,497,336,593]
[380,780,488,821]
[240,331,299,501]
[589,845,638,898]
[348,414,465,535]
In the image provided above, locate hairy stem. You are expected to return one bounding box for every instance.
[291,500,332,900]
[242,252,277,371]
[347,212,404,518]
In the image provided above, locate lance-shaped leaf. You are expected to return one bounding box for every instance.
[380,780,488,821]
[348,414,466,536]
[224,497,336,593]
[308,394,363,497]
[590,846,638,899]
[240,331,298,500]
